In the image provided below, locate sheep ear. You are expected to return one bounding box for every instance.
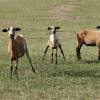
[2,29,8,32]
[48,27,51,30]
[56,26,60,29]
[15,28,21,31]
[96,26,100,29]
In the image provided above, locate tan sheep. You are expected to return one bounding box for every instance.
[76,27,100,60]
[2,26,35,78]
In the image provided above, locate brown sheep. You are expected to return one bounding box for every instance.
[2,26,35,78]
[76,27,100,60]
[43,26,66,64]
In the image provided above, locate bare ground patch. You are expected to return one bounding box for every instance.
[50,4,75,15]
[47,4,80,21]
[46,4,98,22]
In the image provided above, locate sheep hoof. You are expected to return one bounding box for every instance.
[10,75,12,79]
[77,57,82,60]
[55,62,57,64]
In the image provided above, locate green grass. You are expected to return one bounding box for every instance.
[0,0,100,99]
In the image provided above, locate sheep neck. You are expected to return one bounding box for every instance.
[10,37,15,51]
[51,33,58,40]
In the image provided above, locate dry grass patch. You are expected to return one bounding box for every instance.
[50,4,75,14]
[48,4,79,21]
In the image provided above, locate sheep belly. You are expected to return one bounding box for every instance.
[15,38,26,58]
[48,40,59,49]
[84,37,96,46]
[48,34,59,49]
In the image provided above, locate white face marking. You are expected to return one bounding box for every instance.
[50,26,57,34]
[49,26,59,40]
[51,28,55,33]
[8,27,15,37]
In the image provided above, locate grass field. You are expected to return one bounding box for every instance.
[0,0,100,100]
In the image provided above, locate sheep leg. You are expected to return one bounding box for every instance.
[51,49,53,63]
[59,44,66,60]
[10,60,13,78]
[76,42,83,59]
[98,50,100,60]
[43,45,49,61]
[55,48,58,64]
[14,59,19,79]
[26,48,35,73]
[98,48,100,60]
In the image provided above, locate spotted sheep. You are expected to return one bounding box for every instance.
[43,26,66,64]
[2,26,35,78]
[76,26,100,60]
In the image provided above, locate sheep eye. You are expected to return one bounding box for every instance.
[8,28,10,31]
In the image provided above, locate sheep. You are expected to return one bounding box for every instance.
[43,25,66,64]
[76,26,100,60]
[2,26,35,78]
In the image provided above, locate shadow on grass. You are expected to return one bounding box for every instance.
[51,67,100,78]
[41,59,100,78]
[51,69,100,78]
[60,59,100,65]
[63,70,100,78]
[79,59,99,64]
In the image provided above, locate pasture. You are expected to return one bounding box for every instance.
[0,0,100,99]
